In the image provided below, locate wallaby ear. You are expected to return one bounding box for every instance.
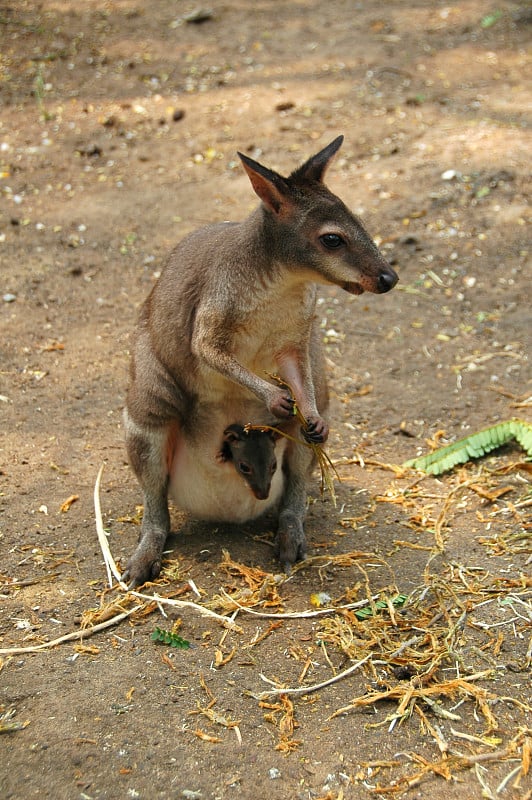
[238,152,292,215]
[290,135,344,183]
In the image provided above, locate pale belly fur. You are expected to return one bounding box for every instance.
[168,430,287,523]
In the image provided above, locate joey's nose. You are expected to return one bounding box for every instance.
[377,269,398,293]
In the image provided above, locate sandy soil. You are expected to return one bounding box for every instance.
[0,2,530,798]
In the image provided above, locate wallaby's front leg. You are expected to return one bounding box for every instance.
[192,310,327,440]
[192,310,296,419]
[277,347,329,444]
[122,412,173,587]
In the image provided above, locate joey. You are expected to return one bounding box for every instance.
[219,424,279,501]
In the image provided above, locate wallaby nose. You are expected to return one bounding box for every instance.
[377,270,398,293]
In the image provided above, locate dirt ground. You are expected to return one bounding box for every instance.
[0,1,530,798]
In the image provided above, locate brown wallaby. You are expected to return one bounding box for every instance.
[123,135,398,586]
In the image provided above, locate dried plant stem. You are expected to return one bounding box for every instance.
[262,373,339,505]
[330,669,497,719]
[256,654,371,699]
[94,463,127,590]
[130,591,243,632]
[220,587,381,619]
[0,606,142,655]
[94,468,242,631]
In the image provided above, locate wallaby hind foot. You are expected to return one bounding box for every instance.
[124,530,167,587]
[277,514,307,574]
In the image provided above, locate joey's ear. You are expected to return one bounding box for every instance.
[290,135,344,183]
[238,152,292,215]
[223,425,242,444]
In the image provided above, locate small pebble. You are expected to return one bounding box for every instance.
[441,169,459,181]
[183,8,214,24]
[275,101,295,112]
[268,768,282,780]
[3,293,16,303]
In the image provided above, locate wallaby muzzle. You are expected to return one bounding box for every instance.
[343,266,398,296]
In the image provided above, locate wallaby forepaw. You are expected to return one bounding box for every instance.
[301,416,329,444]
[269,389,296,420]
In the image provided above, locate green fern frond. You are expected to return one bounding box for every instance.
[404,419,532,475]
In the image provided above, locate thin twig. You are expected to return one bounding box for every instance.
[94,469,243,632]
[130,591,243,632]
[220,587,381,619]
[0,606,142,655]
[94,463,127,590]
[255,654,371,699]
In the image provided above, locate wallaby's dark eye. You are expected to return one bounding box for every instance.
[320,233,344,249]
[239,462,252,475]
[270,460,277,474]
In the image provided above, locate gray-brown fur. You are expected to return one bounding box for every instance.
[123,135,398,586]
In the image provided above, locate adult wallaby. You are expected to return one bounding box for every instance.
[123,135,398,586]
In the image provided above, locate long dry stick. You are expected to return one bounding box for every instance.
[0,606,142,655]
[255,654,371,699]
[95,467,242,631]
[131,591,243,632]
[94,463,127,589]
[220,587,381,619]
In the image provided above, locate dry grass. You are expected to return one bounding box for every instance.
[1,447,530,797]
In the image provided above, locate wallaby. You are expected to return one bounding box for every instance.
[123,135,398,586]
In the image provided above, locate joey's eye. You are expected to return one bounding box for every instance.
[270,460,277,474]
[239,462,252,475]
[320,233,344,249]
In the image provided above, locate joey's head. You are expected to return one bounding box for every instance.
[238,136,398,296]
[220,424,279,501]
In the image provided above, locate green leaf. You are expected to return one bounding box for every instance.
[151,626,191,649]
[404,419,532,475]
[480,10,503,28]
[354,594,408,621]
